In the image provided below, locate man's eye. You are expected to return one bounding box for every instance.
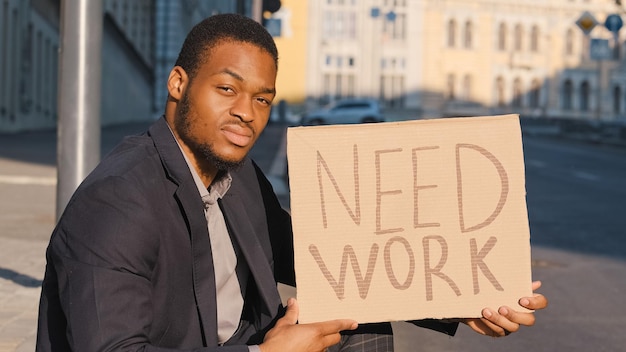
[257,97,271,105]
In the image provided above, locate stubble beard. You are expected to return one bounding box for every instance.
[175,90,245,172]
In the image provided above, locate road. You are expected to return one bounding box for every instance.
[0,121,625,351]
[525,136,626,258]
[393,133,626,351]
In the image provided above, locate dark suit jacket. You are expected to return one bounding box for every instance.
[36,117,456,351]
[37,117,295,351]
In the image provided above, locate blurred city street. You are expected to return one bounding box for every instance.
[1,115,626,351]
[3,0,626,351]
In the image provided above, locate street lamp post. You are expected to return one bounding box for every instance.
[56,0,103,219]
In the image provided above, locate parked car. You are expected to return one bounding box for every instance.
[299,98,385,125]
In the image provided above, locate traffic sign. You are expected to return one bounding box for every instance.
[605,14,623,33]
[590,38,611,60]
[576,11,598,35]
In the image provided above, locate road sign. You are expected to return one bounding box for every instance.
[590,38,611,60]
[605,14,623,33]
[576,11,598,35]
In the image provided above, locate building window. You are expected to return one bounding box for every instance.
[562,80,573,110]
[447,19,456,47]
[347,12,356,39]
[514,24,523,52]
[323,11,333,39]
[512,78,523,108]
[35,31,43,112]
[462,74,472,100]
[529,79,541,109]
[498,23,507,51]
[9,8,18,121]
[335,74,342,100]
[347,74,355,98]
[392,75,405,108]
[566,28,574,56]
[447,73,456,100]
[0,1,8,117]
[45,39,53,116]
[381,75,405,108]
[52,45,58,120]
[464,21,473,49]
[322,74,331,105]
[21,23,33,115]
[496,76,505,107]
[613,85,622,113]
[325,55,332,66]
[580,81,590,111]
[393,13,406,40]
[530,25,539,52]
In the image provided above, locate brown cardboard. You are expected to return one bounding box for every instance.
[286,114,533,324]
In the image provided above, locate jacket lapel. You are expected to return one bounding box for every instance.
[149,118,219,345]
[221,163,282,319]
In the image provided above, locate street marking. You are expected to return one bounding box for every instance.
[572,171,600,181]
[526,159,546,168]
[0,175,57,186]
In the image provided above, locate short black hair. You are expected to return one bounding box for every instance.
[174,13,279,80]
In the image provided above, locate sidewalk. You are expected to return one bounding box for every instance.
[0,120,289,351]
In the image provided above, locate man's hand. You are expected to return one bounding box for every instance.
[260,298,358,352]
[462,281,548,337]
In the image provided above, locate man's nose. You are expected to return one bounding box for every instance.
[229,96,254,123]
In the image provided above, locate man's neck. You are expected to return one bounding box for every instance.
[164,118,218,187]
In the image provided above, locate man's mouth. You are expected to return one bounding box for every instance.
[222,124,253,147]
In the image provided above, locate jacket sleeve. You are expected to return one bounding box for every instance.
[39,175,251,352]
[252,161,296,287]
[408,319,459,336]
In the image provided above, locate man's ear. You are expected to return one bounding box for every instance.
[167,66,188,101]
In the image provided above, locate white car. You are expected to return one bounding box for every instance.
[300,99,385,126]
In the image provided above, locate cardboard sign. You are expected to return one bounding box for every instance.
[286,114,533,324]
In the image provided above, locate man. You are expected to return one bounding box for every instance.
[36,13,546,352]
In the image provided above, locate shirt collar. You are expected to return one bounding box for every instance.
[166,122,232,203]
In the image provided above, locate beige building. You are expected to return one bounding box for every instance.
[275,0,625,121]
[418,0,623,121]
[271,0,309,106]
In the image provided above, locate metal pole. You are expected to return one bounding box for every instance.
[56,0,103,219]
[252,0,263,23]
[597,58,602,120]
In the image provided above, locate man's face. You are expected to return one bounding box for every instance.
[174,40,277,171]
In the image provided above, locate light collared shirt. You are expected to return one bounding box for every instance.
[171,129,258,351]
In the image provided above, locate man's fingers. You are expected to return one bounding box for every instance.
[320,332,343,348]
[516,280,547,311]
[313,319,359,335]
[275,298,299,327]
[465,318,505,337]
[274,297,357,335]
[482,308,519,336]
[519,293,548,310]
[464,319,491,336]
[531,280,542,291]
[498,306,536,327]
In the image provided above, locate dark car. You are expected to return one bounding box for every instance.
[300,98,385,125]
